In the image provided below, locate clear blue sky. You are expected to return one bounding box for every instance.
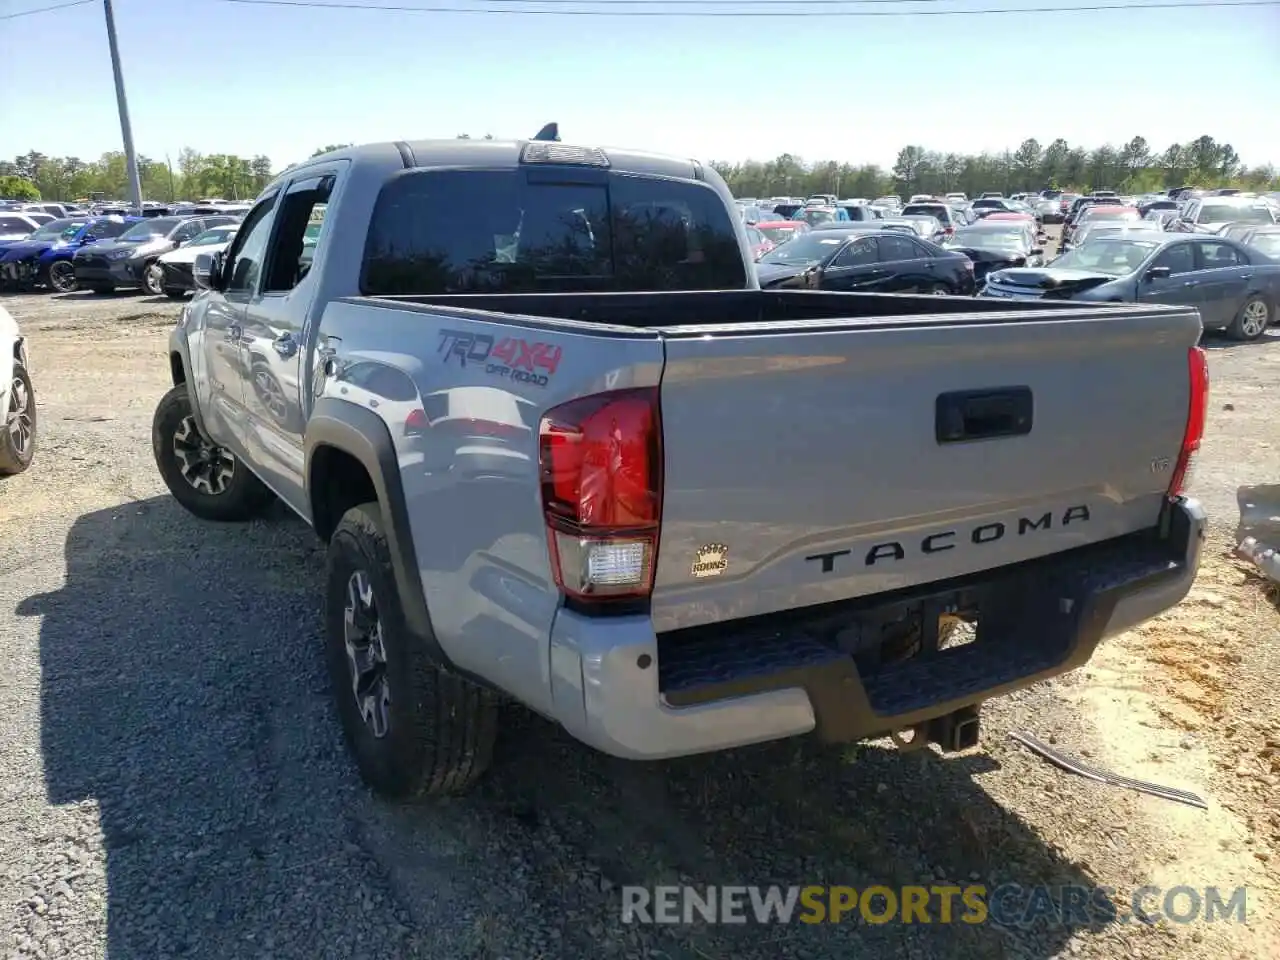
[2,0,1278,171]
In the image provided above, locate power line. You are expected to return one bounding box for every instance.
[0,0,93,19]
[215,0,1280,15]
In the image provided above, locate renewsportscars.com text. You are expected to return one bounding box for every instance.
[621,884,1249,927]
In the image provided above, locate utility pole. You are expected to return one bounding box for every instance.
[102,0,143,212]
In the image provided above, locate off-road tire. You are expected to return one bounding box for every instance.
[1227,296,1271,342]
[151,384,274,521]
[326,503,499,799]
[0,361,36,476]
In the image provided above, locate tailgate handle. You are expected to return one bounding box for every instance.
[936,387,1033,444]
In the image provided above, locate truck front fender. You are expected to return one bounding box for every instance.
[166,322,214,442]
[304,398,455,673]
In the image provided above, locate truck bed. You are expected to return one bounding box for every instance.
[333,287,1202,639]
[365,287,1138,331]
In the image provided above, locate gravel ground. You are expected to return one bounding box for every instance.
[1,266,1278,960]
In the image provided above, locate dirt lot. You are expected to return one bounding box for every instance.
[1,281,1279,960]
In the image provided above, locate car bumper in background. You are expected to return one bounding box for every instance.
[546,499,1205,760]
[74,259,146,287]
[160,261,196,291]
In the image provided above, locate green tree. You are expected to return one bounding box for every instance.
[0,176,40,200]
[891,145,927,194]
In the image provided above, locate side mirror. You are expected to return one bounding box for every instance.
[193,250,227,291]
[1145,265,1171,282]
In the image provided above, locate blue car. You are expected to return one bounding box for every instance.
[0,215,142,293]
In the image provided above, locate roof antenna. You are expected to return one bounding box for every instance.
[533,122,560,142]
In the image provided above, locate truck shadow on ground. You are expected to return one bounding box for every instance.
[21,497,1110,960]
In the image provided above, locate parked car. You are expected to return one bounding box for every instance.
[901,202,961,239]
[792,206,848,226]
[1168,197,1279,235]
[152,134,1205,801]
[835,203,882,222]
[73,214,240,294]
[0,303,35,475]
[1061,206,1143,252]
[744,225,774,261]
[1231,225,1280,259]
[754,219,810,246]
[1060,198,1125,249]
[756,228,976,293]
[155,222,240,298]
[0,213,40,243]
[0,215,141,292]
[982,233,1280,340]
[898,214,946,242]
[943,223,1047,282]
[1035,198,1063,224]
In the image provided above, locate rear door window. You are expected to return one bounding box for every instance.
[878,234,923,262]
[361,169,747,294]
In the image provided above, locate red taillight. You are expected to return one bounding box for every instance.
[405,408,429,434]
[539,387,662,604]
[943,225,954,236]
[1167,346,1209,499]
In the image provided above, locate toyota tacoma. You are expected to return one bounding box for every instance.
[152,133,1209,800]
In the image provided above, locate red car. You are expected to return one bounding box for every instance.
[744,225,776,260]
[754,220,810,248]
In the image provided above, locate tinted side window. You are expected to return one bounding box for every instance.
[1194,241,1246,268]
[225,197,278,293]
[361,169,747,295]
[94,219,131,239]
[831,237,877,267]
[879,235,922,262]
[1152,243,1195,275]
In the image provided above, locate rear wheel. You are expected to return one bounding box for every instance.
[1228,296,1271,341]
[151,384,274,521]
[0,361,36,476]
[326,503,499,799]
[46,260,77,294]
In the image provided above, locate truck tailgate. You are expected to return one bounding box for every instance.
[650,306,1202,634]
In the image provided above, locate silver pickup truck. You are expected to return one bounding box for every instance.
[153,135,1209,801]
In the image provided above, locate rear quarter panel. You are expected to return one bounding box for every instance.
[315,300,665,716]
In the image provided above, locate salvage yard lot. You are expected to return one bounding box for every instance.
[2,280,1279,960]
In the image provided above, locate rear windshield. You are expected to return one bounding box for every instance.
[361,169,747,294]
[1198,204,1274,225]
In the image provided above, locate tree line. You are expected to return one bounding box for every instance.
[711,135,1279,200]
[4,134,1275,205]
[0,134,506,203]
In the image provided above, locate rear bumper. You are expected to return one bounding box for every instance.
[546,499,1205,760]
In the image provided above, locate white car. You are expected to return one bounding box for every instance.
[153,223,239,299]
[0,304,35,475]
[0,212,40,243]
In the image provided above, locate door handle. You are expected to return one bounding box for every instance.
[272,333,298,359]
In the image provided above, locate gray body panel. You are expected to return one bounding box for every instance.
[650,306,1201,632]
[165,136,1207,761]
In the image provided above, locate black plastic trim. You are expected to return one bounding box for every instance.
[659,523,1191,743]
[305,398,456,673]
[393,141,416,169]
